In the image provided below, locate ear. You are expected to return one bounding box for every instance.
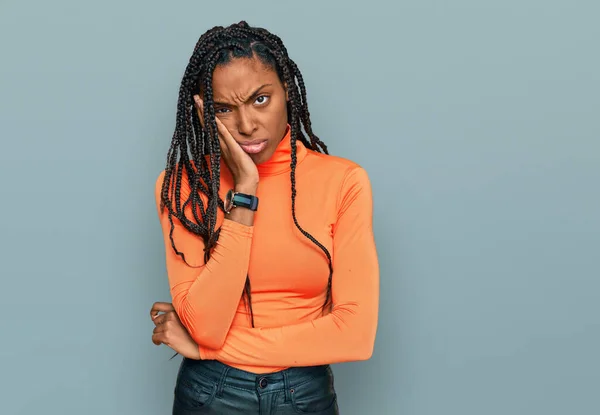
[192,94,202,109]
[192,94,205,127]
[284,82,289,101]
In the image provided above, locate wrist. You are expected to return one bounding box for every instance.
[224,188,259,226]
[225,207,255,226]
[234,183,258,195]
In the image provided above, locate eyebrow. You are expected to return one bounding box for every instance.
[213,84,273,106]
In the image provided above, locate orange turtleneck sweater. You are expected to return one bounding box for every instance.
[155,126,379,374]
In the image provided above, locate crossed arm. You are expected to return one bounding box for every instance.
[153,167,379,366]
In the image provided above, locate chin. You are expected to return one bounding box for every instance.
[253,145,276,165]
[249,153,265,165]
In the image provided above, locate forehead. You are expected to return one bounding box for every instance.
[211,57,280,99]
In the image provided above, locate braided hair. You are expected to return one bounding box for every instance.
[160,21,334,329]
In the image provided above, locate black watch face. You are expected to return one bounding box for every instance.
[225,189,235,212]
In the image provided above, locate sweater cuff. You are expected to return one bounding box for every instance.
[220,218,254,237]
[198,344,212,360]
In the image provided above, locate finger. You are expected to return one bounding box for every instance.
[150,307,172,320]
[150,302,174,313]
[218,134,229,158]
[152,313,166,326]
[152,332,168,346]
[215,118,247,160]
[152,331,161,345]
[213,124,231,162]
[150,302,175,319]
[152,311,176,326]
[216,118,242,162]
[153,325,167,334]
[215,117,241,148]
[215,116,232,138]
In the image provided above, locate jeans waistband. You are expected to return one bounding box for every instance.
[180,358,331,393]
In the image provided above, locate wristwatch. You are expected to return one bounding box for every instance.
[224,189,259,214]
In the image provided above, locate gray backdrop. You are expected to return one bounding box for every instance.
[1,0,598,414]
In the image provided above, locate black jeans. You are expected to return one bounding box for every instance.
[172,358,339,414]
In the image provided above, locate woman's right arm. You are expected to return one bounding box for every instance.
[154,170,254,350]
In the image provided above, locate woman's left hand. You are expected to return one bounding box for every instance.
[150,302,201,360]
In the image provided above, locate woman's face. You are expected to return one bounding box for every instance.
[194,56,289,165]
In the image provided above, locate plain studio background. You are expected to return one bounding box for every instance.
[1,0,598,414]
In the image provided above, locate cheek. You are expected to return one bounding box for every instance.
[267,100,288,128]
[257,105,286,131]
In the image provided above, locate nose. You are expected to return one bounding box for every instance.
[237,107,257,137]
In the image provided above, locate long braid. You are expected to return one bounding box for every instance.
[249,34,335,312]
[289,60,329,154]
[278,53,335,313]
[159,22,336,353]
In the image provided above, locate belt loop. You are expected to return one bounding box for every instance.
[283,369,292,403]
[216,366,230,398]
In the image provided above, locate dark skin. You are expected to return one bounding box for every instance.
[193,56,288,226]
[151,56,289,358]
[151,302,199,359]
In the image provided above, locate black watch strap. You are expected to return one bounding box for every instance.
[225,189,259,214]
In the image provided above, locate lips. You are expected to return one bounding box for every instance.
[238,140,268,154]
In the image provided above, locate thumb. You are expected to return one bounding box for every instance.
[150,302,175,318]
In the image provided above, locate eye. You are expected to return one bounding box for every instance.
[255,95,270,105]
[215,107,230,114]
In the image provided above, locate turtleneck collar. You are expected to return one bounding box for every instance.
[257,124,307,177]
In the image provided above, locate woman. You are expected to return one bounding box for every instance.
[150,21,379,414]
